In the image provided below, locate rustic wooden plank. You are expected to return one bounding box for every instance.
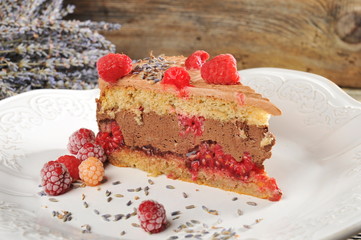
[64,0,361,88]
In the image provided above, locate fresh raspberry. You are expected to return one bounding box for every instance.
[40,161,72,196]
[78,157,105,186]
[67,128,95,155]
[76,142,107,162]
[97,53,132,83]
[96,121,123,155]
[137,200,167,234]
[185,50,210,70]
[161,67,191,90]
[201,54,240,85]
[56,155,82,182]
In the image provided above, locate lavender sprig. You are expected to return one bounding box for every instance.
[0,0,121,100]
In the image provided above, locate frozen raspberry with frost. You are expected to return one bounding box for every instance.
[56,155,82,181]
[40,161,72,196]
[76,142,107,162]
[201,54,240,85]
[67,128,95,155]
[185,50,210,70]
[161,67,191,90]
[96,121,123,155]
[97,53,132,83]
[78,157,105,186]
[137,200,167,234]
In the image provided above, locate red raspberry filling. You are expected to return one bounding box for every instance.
[177,114,205,137]
[96,120,124,155]
[254,174,282,201]
[186,142,260,181]
[185,50,210,70]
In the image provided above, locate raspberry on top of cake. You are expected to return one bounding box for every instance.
[96,51,282,201]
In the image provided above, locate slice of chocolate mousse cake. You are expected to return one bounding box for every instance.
[95,51,282,201]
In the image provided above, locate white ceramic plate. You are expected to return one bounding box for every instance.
[1,68,361,240]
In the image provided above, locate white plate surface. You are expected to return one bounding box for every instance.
[1,68,361,240]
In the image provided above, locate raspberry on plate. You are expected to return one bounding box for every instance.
[78,157,105,186]
[40,161,72,196]
[185,50,210,70]
[67,128,95,155]
[137,200,168,234]
[76,142,107,162]
[56,155,82,181]
[161,67,191,90]
[201,54,240,85]
[97,53,133,83]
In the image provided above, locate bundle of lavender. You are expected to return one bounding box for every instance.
[0,0,120,99]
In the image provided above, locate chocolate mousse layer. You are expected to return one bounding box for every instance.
[97,110,275,166]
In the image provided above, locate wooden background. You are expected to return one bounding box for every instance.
[64,0,361,88]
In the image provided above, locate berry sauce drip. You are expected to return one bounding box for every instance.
[177,114,205,137]
[186,141,261,181]
[254,174,282,201]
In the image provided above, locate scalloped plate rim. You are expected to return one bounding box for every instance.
[0,67,361,240]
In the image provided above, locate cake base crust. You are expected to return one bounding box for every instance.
[109,147,282,201]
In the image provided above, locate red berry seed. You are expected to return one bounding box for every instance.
[137,200,167,234]
[185,50,210,70]
[67,128,95,155]
[97,53,132,83]
[56,155,82,182]
[76,142,107,162]
[201,54,240,85]
[161,67,191,90]
[40,161,72,196]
